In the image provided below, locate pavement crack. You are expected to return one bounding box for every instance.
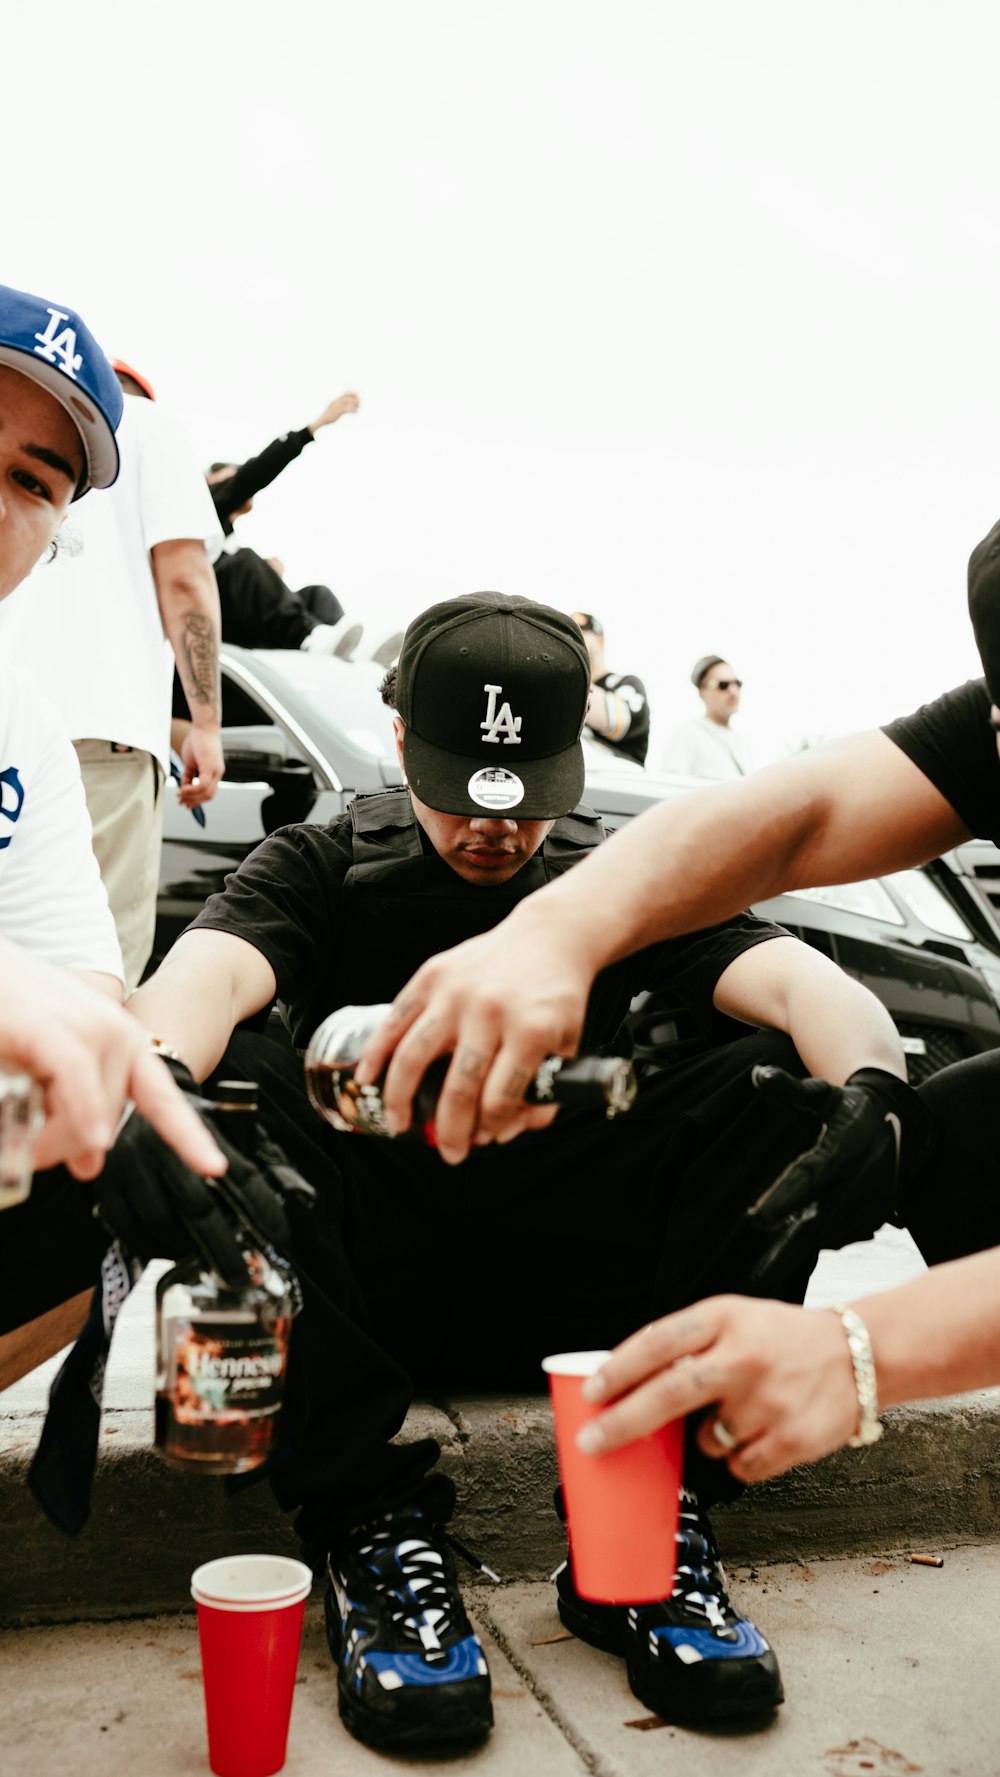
[472,1590,617,1776]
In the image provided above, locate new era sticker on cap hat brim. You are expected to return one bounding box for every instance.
[467,768,525,811]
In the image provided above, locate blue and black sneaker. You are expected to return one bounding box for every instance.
[556,1488,783,1724]
[324,1505,493,1750]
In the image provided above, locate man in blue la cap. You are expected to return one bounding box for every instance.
[0,283,217,1186]
[0,280,126,1034]
[0,283,298,1390]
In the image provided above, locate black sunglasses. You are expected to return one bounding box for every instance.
[709,678,742,691]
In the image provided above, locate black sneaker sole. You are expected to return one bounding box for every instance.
[325,1587,493,1750]
[338,1684,493,1751]
[626,1647,783,1725]
[557,1587,627,1654]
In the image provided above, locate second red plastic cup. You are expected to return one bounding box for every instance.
[191,1554,313,1777]
[543,1349,684,1603]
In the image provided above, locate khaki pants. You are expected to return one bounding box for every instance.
[74,741,165,992]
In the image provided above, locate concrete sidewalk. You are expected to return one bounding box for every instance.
[5,1225,1000,1774]
[7,1548,1000,1777]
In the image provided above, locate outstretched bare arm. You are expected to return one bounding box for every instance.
[359,730,968,1162]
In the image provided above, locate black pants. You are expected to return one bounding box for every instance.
[216,1024,832,1548]
[903,1047,1000,1263]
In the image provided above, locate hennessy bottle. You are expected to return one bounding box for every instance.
[154,1080,293,1475]
[303,1003,637,1142]
[154,1252,292,1474]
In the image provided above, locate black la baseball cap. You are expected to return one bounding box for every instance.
[395,592,591,818]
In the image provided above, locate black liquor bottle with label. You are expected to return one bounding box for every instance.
[303,1003,637,1143]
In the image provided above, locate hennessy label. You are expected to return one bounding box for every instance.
[169,1317,288,1424]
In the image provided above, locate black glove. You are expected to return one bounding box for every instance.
[741,1064,933,1288]
[95,1061,314,1287]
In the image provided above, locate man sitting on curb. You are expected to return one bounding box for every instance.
[355,520,1000,1504]
[125,594,927,1752]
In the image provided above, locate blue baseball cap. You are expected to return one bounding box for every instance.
[0,284,122,496]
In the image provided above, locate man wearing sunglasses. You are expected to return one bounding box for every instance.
[660,654,755,779]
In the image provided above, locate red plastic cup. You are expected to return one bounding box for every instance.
[543,1350,684,1603]
[190,1554,313,1777]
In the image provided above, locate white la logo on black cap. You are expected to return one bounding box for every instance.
[480,683,522,745]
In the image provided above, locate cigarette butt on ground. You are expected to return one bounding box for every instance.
[910,1553,944,1567]
[528,1630,575,1645]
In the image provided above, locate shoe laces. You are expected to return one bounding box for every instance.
[348,1513,489,1659]
[670,1489,737,1638]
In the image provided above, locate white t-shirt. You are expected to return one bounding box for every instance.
[659,715,756,780]
[0,398,222,773]
[0,666,122,979]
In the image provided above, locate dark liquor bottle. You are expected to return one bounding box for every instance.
[154,1080,293,1475]
[303,1003,637,1143]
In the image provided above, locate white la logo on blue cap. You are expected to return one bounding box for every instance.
[33,308,83,381]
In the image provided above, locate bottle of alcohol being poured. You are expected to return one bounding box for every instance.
[303,1003,637,1144]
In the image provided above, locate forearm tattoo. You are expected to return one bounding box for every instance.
[179,611,220,717]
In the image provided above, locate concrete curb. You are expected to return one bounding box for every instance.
[3,1388,1000,1626]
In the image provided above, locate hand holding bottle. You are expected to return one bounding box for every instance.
[306,1004,636,1144]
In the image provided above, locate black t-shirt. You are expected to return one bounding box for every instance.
[187,801,789,1051]
[882,678,1000,842]
[588,672,650,766]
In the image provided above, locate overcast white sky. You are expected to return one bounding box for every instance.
[7,1,1000,758]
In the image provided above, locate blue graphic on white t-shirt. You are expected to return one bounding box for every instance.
[0,767,25,848]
